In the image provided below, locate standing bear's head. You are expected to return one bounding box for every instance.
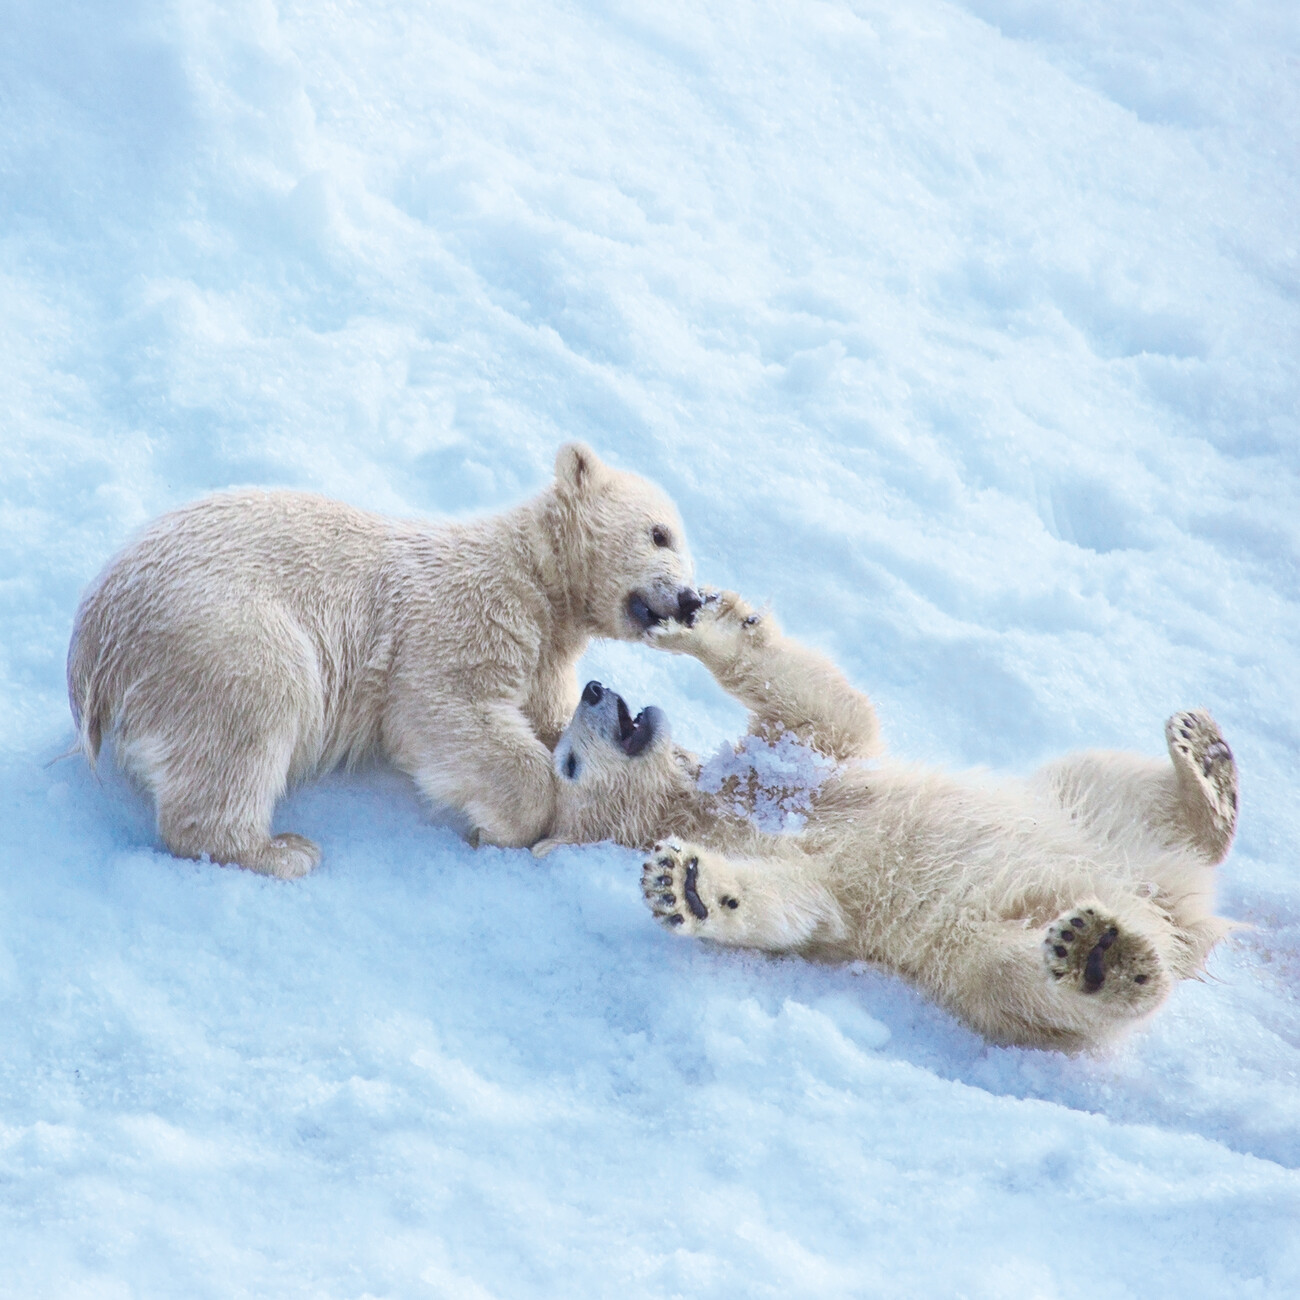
[549,442,701,641]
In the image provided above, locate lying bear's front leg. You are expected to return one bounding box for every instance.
[646,590,756,676]
[641,841,845,953]
[649,592,880,761]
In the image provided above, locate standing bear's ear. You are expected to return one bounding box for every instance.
[555,442,609,497]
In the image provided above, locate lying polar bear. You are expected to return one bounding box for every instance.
[542,593,1238,1051]
[67,443,699,874]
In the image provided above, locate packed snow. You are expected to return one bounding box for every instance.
[3,0,1299,1295]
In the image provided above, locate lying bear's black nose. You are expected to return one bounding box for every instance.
[582,680,604,706]
[677,588,703,622]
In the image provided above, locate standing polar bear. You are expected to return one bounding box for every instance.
[542,593,1238,1051]
[67,444,700,874]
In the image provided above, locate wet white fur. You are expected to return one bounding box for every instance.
[546,593,1237,1051]
[67,444,694,873]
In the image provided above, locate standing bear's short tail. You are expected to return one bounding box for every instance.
[66,603,106,766]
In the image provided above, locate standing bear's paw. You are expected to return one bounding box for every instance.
[1165,709,1238,863]
[1043,904,1168,1011]
[641,841,743,937]
[252,832,322,879]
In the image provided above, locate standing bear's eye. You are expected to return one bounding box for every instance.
[564,752,578,779]
[651,525,672,549]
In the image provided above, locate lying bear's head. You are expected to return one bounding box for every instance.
[542,679,697,851]
[552,443,701,641]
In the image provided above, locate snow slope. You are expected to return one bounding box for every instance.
[2,0,1298,1294]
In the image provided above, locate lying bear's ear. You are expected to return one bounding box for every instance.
[555,441,608,496]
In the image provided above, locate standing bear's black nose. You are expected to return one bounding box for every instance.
[676,588,703,623]
[581,680,604,706]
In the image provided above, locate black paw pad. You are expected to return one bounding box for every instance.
[683,857,708,920]
[1082,926,1119,993]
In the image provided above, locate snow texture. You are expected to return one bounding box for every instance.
[697,732,835,832]
[3,0,1299,1295]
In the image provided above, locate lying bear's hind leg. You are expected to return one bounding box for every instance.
[1042,903,1169,1010]
[917,907,1175,1050]
[1032,711,1237,874]
[1165,710,1238,865]
[641,842,845,953]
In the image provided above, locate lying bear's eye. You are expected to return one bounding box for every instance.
[651,525,672,549]
[564,752,578,779]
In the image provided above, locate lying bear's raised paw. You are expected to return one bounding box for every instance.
[1042,905,1165,1009]
[642,841,731,935]
[645,590,768,665]
[1165,709,1238,859]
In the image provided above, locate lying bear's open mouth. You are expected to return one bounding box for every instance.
[615,692,656,757]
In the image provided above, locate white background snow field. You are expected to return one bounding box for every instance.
[2,1,1298,1295]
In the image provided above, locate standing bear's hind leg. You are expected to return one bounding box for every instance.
[155,785,322,879]
[151,737,321,879]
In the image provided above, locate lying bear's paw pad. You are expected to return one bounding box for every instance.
[1165,709,1238,831]
[1043,906,1163,1005]
[641,842,715,934]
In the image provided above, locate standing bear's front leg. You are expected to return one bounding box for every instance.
[393,700,559,849]
[649,591,881,761]
[641,842,846,953]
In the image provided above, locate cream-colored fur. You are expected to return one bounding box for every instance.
[544,593,1238,1052]
[67,444,699,874]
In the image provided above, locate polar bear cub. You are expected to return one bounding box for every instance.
[544,593,1238,1051]
[67,443,700,874]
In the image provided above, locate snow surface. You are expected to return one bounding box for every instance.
[3,0,1300,1294]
